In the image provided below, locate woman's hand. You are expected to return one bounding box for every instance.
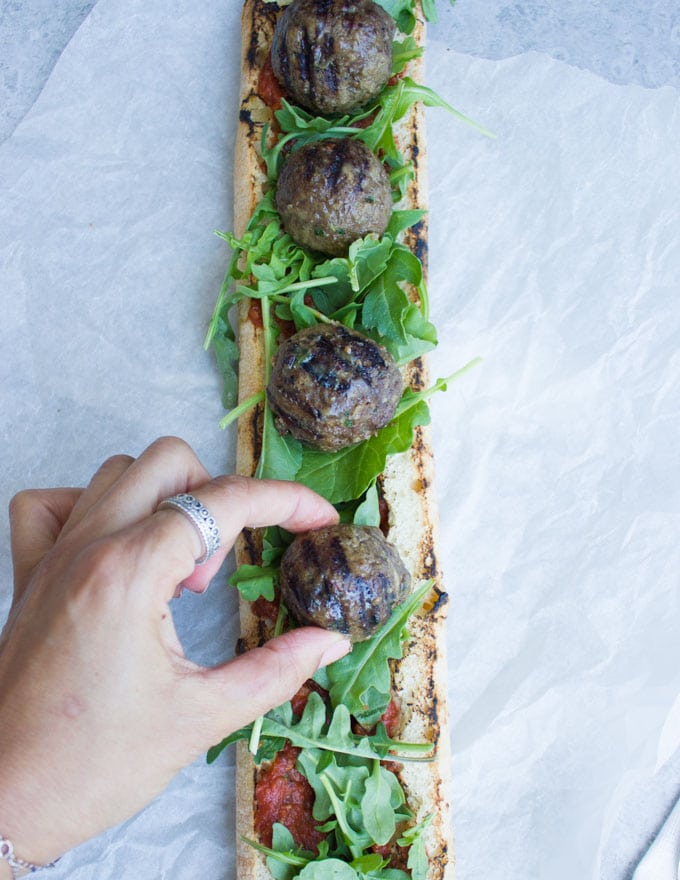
[0,437,349,868]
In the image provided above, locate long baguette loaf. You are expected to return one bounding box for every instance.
[229,2,454,877]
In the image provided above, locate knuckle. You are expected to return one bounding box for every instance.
[211,474,251,499]
[8,489,40,522]
[99,453,135,472]
[148,435,194,460]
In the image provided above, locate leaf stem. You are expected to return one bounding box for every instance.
[240,836,309,868]
[219,390,265,430]
[249,715,264,756]
[395,357,483,415]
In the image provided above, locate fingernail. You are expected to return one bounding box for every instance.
[317,637,352,669]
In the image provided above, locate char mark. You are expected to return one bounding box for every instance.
[300,359,351,393]
[325,139,351,191]
[430,588,449,616]
[329,535,351,578]
[242,527,259,565]
[297,25,314,95]
[411,218,429,269]
[275,386,322,419]
[300,536,322,571]
[251,402,263,467]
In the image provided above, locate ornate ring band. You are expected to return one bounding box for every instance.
[157,493,221,565]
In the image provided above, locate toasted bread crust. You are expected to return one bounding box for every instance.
[232,3,454,878]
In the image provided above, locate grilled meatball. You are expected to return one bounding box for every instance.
[267,323,402,452]
[276,137,392,257]
[280,524,411,642]
[271,0,396,117]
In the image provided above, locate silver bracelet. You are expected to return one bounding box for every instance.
[0,836,57,877]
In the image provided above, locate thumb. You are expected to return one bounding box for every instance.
[199,628,352,740]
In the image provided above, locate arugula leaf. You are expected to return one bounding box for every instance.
[228,564,277,602]
[297,749,370,824]
[206,725,286,766]
[211,313,239,408]
[391,37,423,75]
[242,825,312,880]
[296,752,411,860]
[385,209,427,240]
[361,761,400,845]
[361,270,436,363]
[292,397,429,505]
[275,697,431,761]
[297,860,359,880]
[208,691,433,766]
[395,77,494,138]
[350,854,390,876]
[393,358,483,415]
[226,525,294,601]
[352,483,381,527]
[366,870,411,880]
[326,580,434,726]
[262,526,293,566]
[421,0,457,24]
[397,816,433,880]
[374,0,417,33]
[256,406,303,482]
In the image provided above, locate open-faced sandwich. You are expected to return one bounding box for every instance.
[204,2,486,877]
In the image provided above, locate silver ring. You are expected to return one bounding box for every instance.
[157,493,221,565]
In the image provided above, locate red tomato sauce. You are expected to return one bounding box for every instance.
[258,54,286,112]
[248,298,263,329]
[372,839,410,871]
[291,679,329,717]
[380,696,401,738]
[254,743,325,852]
[251,594,279,623]
[352,695,401,738]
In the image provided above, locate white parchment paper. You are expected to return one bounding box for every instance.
[1,2,679,878]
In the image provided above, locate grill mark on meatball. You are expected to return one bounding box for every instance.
[297,331,358,391]
[319,34,339,96]
[325,141,349,191]
[275,385,322,419]
[300,359,351,393]
[297,25,314,93]
[300,535,321,572]
[350,338,391,379]
[321,61,339,96]
[329,534,351,577]
[278,42,291,84]
[353,155,371,195]
[324,139,370,195]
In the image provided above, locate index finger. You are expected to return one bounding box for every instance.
[124,475,338,600]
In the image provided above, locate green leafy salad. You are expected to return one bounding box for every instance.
[205,1,483,877]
